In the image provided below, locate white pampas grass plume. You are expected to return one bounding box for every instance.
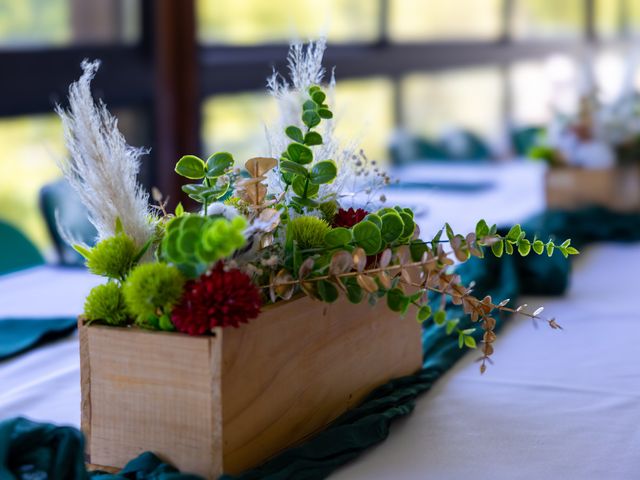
[56,60,154,247]
[264,39,385,210]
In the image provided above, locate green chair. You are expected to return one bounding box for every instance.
[0,221,44,275]
[511,126,546,157]
[389,134,449,165]
[39,180,96,266]
[436,129,492,160]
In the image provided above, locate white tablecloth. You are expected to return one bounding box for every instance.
[2,162,638,479]
[0,267,101,427]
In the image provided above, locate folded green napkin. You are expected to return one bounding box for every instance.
[0,318,77,361]
[0,417,202,480]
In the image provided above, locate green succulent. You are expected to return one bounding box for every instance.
[161,214,247,277]
[84,282,129,326]
[123,262,185,327]
[287,216,331,250]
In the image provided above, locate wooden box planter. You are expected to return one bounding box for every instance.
[79,295,423,479]
[545,166,640,211]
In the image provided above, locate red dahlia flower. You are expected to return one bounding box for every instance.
[332,208,369,228]
[171,263,262,335]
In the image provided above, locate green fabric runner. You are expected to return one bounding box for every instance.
[1,208,639,480]
[0,318,77,361]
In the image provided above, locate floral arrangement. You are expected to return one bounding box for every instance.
[58,43,577,373]
[530,88,640,168]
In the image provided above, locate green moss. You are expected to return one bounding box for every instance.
[86,233,138,280]
[84,282,129,326]
[123,262,186,325]
[287,216,331,250]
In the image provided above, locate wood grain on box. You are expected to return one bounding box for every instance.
[80,295,423,478]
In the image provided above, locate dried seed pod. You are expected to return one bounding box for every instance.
[400,268,412,286]
[352,247,367,272]
[379,248,392,269]
[329,250,354,276]
[300,281,319,300]
[260,233,274,249]
[483,331,497,343]
[377,271,392,290]
[356,274,378,293]
[298,257,315,279]
[274,269,294,300]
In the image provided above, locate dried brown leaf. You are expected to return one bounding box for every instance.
[245,157,278,178]
[257,207,281,232]
[260,233,274,249]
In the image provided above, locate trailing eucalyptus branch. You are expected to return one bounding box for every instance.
[265,219,577,372]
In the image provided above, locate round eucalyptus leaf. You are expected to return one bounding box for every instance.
[317,280,339,303]
[325,227,352,248]
[309,160,337,185]
[206,152,234,178]
[312,91,326,104]
[318,108,333,119]
[287,143,314,165]
[304,131,323,146]
[380,212,404,244]
[345,278,364,304]
[303,100,317,111]
[279,159,309,178]
[353,220,382,255]
[399,212,415,239]
[387,288,408,313]
[302,110,321,128]
[285,125,304,143]
[291,196,319,208]
[292,175,319,198]
[364,214,382,229]
[175,155,205,179]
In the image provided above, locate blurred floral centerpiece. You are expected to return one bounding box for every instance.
[530,88,640,168]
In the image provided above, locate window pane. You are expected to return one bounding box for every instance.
[509,55,579,126]
[512,0,583,40]
[332,78,395,162]
[0,0,140,47]
[197,0,379,45]
[389,0,502,41]
[626,0,640,36]
[402,68,504,139]
[0,109,150,255]
[597,0,622,38]
[202,92,278,163]
[594,49,627,103]
[0,115,64,252]
[202,78,394,165]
